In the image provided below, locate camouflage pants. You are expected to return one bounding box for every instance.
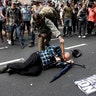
[38,33,51,51]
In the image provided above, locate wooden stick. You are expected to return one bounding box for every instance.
[61,43,65,59]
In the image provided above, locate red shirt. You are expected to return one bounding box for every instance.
[87,7,96,22]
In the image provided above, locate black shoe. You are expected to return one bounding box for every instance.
[28,42,34,47]
[11,42,14,45]
[7,69,15,75]
[21,44,25,49]
[45,43,50,47]
[0,66,8,73]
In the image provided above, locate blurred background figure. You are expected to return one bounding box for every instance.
[21,3,31,39]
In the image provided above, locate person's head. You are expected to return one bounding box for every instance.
[88,2,94,8]
[67,1,70,7]
[64,52,71,60]
[11,2,17,8]
[47,0,52,7]
[24,3,27,6]
[32,0,42,6]
[33,13,45,27]
[16,1,21,6]
[0,1,3,6]
[82,4,86,10]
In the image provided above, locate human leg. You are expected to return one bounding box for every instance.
[78,21,82,38]
[28,31,35,47]
[0,21,4,42]
[87,21,94,35]
[82,21,86,38]
[16,23,24,48]
[0,52,42,74]
[26,21,31,37]
[63,19,67,36]
[44,33,51,47]
[18,66,43,76]
[8,25,14,45]
[38,36,45,51]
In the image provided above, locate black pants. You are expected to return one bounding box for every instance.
[87,21,94,34]
[7,52,43,76]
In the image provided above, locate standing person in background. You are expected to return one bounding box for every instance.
[62,1,73,37]
[28,0,43,47]
[2,4,11,44]
[0,1,5,42]
[72,3,79,33]
[31,0,43,14]
[87,2,96,35]
[59,3,64,26]
[77,4,87,38]
[6,2,24,49]
[21,3,31,39]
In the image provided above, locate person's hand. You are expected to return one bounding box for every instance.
[58,36,64,43]
[40,33,46,37]
[66,59,74,64]
[59,38,64,43]
[6,22,8,26]
[55,57,61,62]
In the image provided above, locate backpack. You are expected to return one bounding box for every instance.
[40,6,58,22]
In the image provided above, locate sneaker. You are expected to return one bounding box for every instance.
[7,40,11,45]
[21,44,25,49]
[7,69,15,75]
[78,35,81,38]
[82,35,86,38]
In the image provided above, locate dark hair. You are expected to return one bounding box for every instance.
[32,13,45,27]
[88,2,94,8]
[33,13,43,21]
[67,1,70,7]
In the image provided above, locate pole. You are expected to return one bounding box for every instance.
[61,43,65,60]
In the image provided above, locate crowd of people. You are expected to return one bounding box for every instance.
[0,0,96,50]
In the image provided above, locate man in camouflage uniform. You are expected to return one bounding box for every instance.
[31,13,64,51]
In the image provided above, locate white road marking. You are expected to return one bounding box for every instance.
[0,46,8,50]
[65,43,87,49]
[0,58,24,66]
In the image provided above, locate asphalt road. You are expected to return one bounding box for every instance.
[0,26,96,96]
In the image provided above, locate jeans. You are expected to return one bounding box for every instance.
[78,20,86,36]
[87,21,94,34]
[30,31,35,43]
[63,18,72,35]
[8,23,24,45]
[38,33,51,51]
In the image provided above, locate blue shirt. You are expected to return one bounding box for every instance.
[21,6,31,21]
[39,45,62,68]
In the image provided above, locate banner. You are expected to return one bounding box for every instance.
[74,74,96,95]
